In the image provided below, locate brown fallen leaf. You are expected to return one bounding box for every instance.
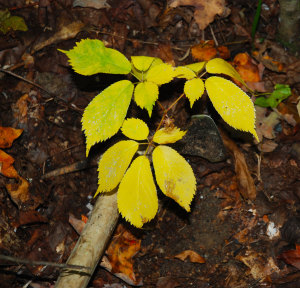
[169,0,230,30]
[174,250,206,263]
[278,244,300,270]
[5,176,30,207]
[31,21,85,53]
[221,131,257,200]
[237,251,279,281]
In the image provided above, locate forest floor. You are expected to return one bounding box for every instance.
[0,0,300,287]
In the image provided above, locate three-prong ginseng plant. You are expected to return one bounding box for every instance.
[59,39,258,228]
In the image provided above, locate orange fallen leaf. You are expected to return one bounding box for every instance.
[5,176,30,207]
[191,40,230,61]
[105,225,142,286]
[0,127,23,149]
[0,149,19,178]
[233,53,260,83]
[174,250,206,263]
[252,50,284,72]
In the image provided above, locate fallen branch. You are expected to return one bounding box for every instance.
[55,191,119,288]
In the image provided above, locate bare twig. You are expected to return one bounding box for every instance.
[0,255,92,273]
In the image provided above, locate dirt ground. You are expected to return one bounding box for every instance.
[0,0,300,287]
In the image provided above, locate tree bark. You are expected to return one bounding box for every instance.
[55,191,119,288]
[278,0,300,54]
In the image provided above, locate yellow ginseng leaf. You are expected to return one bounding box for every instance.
[96,140,139,194]
[134,82,159,117]
[118,156,158,228]
[153,127,186,144]
[184,78,205,108]
[205,76,259,141]
[82,80,134,156]
[152,145,196,211]
[206,58,247,87]
[173,67,196,80]
[59,39,131,76]
[185,62,206,74]
[146,63,174,85]
[121,118,149,140]
[131,56,156,71]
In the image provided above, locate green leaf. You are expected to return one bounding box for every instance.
[131,56,156,71]
[184,78,205,108]
[96,140,139,194]
[205,76,259,141]
[59,39,131,76]
[254,97,271,108]
[0,10,28,34]
[121,118,149,140]
[152,145,196,211]
[134,82,159,117]
[118,156,158,228]
[206,58,247,87]
[146,63,174,85]
[82,80,134,155]
[185,62,206,74]
[255,84,292,108]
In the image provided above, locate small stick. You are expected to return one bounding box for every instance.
[0,255,92,273]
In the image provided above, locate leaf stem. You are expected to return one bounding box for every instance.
[145,93,185,155]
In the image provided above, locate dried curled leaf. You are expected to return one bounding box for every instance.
[152,145,196,211]
[153,127,186,144]
[82,80,134,155]
[118,156,158,228]
[205,76,258,141]
[184,78,205,107]
[96,140,139,194]
[121,118,149,140]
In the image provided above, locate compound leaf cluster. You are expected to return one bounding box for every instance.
[60,39,259,228]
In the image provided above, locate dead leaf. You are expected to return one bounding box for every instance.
[279,244,300,270]
[233,53,260,83]
[6,176,30,207]
[174,250,206,263]
[237,251,279,280]
[0,127,23,149]
[73,0,111,9]
[258,140,278,153]
[0,149,19,178]
[221,132,257,200]
[169,0,230,30]
[31,21,85,54]
[69,214,86,234]
[104,225,142,286]
[255,107,280,140]
[156,276,180,288]
[191,40,229,61]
